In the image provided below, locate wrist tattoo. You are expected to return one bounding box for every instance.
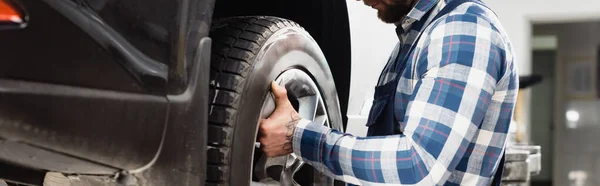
[283,112,301,152]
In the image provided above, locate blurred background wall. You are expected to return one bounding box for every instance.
[485,1,600,185]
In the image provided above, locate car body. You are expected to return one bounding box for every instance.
[0,0,396,185]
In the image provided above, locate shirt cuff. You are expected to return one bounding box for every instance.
[292,118,331,162]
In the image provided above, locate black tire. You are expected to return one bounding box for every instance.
[206,16,343,185]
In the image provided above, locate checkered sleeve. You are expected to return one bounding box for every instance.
[293,13,507,185]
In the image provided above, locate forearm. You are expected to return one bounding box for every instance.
[292,99,483,185]
[293,120,420,185]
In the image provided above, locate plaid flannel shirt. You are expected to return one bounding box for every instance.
[292,0,519,185]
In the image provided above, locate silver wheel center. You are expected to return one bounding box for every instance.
[251,69,331,186]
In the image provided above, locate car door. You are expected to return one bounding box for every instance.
[0,0,176,172]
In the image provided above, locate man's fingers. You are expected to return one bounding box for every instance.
[270,81,290,107]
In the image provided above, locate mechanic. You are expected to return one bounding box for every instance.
[258,0,518,185]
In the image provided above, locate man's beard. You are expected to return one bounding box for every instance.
[377,1,414,24]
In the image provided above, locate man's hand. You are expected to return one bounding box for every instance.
[258,81,302,157]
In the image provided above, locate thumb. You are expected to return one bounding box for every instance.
[270,81,289,107]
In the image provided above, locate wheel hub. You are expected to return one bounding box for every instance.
[251,69,332,186]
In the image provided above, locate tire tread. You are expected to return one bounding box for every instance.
[207,16,304,184]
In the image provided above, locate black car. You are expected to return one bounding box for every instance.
[0,0,353,185]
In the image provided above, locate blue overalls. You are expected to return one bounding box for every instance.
[364,0,504,185]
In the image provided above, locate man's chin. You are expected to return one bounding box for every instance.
[376,2,412,24]
[377,12,401,24]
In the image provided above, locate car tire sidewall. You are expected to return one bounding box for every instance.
[226,27,343,185]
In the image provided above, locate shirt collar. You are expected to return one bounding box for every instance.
[395,0,441,34]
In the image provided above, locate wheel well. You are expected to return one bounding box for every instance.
[212,0,352,126]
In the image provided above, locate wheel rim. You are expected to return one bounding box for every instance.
[251,69,333,186]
